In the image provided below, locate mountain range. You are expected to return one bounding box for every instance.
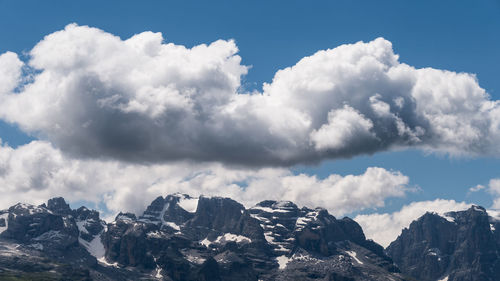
[0,194,499,280]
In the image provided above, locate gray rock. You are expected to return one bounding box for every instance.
[0,195,409,280]
[387,205,500,281]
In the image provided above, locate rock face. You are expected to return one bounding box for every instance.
[1,202,79,256]
[98,194,405,280]
[386,205,500,281]
[0,199,98,280]
[8,195,500,281]
[0,194,407,280]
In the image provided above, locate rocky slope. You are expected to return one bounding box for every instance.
[0,194,407,280]
[386,205,500,281]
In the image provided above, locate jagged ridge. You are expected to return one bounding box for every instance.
[0,194,411,280]
[386,205,500,281]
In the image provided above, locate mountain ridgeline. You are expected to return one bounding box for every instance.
[0,195,499,280]
[387,205,500,281]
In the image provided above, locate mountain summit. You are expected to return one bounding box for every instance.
[0,194,405,280]
[387,205,500,281]
[3,195,500,280]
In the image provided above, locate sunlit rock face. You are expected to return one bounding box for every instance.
[387,205,500,281]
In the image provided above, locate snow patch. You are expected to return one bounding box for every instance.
[264,232,275,244]
[435,212,456,223]
[251,206,290,213]
[155,267,163,279]
[185,255,206,264]
[346,250,363,264]
[201,238,211,247]
[98,257,119,268]
[292,252,319,263]
[62,217,72,228]
[79,223,106,260]
[276,255,290,269]
[0,242,22,257]
[215,233,252,244]
[154,257,163,279]
[295,211,319,230]
[116,214,134,221]
[164,221,180,231]
[275,244,288,252]
[76,220,89,234]
[12,203,51,215]
[273,201,294,208]
[147,231,165,238]
[159,202,171,224]
[251,214,271,224]
[201,233,251,247]
[79,232,105,260]
[178,196,199,213]
[472,205,485,212]
[158,202,186,230]
[441,215,455,223]
[426,248,442,260]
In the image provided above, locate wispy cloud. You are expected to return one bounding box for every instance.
[469,184,486,193]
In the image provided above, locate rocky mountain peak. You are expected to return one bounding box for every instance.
[115,212,137,221]
[139,194,196,230]
[387,205,500,281]
[471,204,487,212]
[255,200,299,211]
[4,195,500,280]
[47,197,72,215]
[0,194,411,280]
[8,202,50,215]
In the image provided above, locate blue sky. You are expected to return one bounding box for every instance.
[0,0,499,221]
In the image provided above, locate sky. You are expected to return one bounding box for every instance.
[0,0,499,246]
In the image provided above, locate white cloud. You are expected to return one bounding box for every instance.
[354,199,471,247]
[310,105,376,151]
[0,24,499,165]
[488,179,500,208]
[0,140,410,219]
[469,184,486,193]
[0,52,23,95]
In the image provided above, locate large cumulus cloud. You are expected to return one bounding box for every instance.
[1,24,499,165]
[0,52,23,95]
[0,140,410,219]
